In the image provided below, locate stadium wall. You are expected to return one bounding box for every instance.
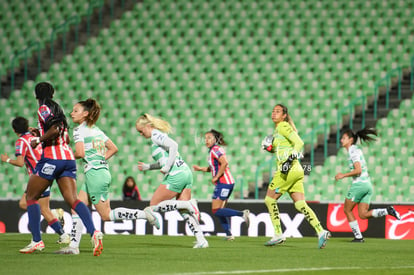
[0,201,412,239]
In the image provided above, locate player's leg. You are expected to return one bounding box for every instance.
[264,172,285,246]
[344,198,364,242]
[19,192,27,210]
[57,173,103,256]
[20,175,51,253]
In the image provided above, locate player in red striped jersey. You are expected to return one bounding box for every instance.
[1,117,69,244]
[20,82,103,256]
[193,129,250,240]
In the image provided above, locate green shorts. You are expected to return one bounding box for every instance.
[162,166,193,193]
[346,180,373,204]
[269,160,305,194]
[82,168,111,205]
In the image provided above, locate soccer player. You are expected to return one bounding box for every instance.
[262,104,330,248]
[335,128,401,242]
[193,129,250,240]
[20,82,103,256]
[1,117,69,244]
[55,99,158,255]
[136,113,208,248]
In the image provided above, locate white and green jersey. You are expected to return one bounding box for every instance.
[348,144,370,184]
[151,129,187,175]
[73,122,109,173]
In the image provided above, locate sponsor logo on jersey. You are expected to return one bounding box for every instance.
[386,206,414,240]
[326,203,368,232]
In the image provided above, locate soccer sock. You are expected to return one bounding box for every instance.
[216,216,232,236]
[110,208,147,221]
[372,208,388,218]
[27,200,42,242]
[349,220,363,239]
[72,200,95,236]
[180,211,206,243]
[70,214,83,248]
[294,200,324,234]
[214,208,243,217]
[48,218,64,235]
[152,200,192,213]
[264,196,283,236]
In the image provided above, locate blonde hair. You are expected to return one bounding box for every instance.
[276,104,298,133]
[136,113,172,133]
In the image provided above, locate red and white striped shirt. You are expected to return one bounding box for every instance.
[15,133,42,175]
[37,104,75,160]
[208,145,235,185]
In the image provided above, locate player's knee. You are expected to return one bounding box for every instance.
[264,196,275,208]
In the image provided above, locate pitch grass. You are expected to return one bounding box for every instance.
[1,234,413,275]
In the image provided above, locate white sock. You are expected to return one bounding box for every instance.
[70,214,84,248]
[180,212,206,243]
[372,208,387,218]
[152,200,192,213]
[110,208,147,221]
[349,220,363,239]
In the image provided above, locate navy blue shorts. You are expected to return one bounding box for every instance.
[212,183,235,200]
[34,158,77,181]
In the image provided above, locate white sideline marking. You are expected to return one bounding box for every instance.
[165,266,414,275]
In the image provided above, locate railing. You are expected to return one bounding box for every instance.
[87,0,104,35]
[254,156,275,199]
[50,15,81,62]
[10,41,41,91]
[302,122,328,167]
[373,66,402,119]
[336,95,366,148]
[411,55,414,91]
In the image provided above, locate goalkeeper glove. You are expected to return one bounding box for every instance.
[280,155,296,174]
[261,135,274,153]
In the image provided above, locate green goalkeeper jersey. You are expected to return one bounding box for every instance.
[272,121,304,166]
[73,122,109,173]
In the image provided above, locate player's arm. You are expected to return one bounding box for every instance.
[1,153,24,167]
[74,141,85,159]
[280,122,304,156]
[212,155,228,183]
[335,161,362,180]
[159,136,178,174]
[193,165,210,172]
[104,139,118,160]
[31,124,60,148]
[138,161,161,171]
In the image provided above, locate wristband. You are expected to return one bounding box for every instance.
[6,158,10,163]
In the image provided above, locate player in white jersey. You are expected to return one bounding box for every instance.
[136,113,208,248]
[56,99,158,254]
[335,128,401,242]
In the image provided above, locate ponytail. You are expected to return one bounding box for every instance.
[136,113,172,134]
[78,98,101,127]
[206,129,227,146]
[343,128,378,144]
[276,104,298,133]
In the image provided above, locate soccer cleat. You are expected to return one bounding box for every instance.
[52,208,65,227]
[351,238,365,243]
[55,246,80,255]
[19,240,45,254]
[91,230,103,256]
[189,199,201,222]
[193,239,209,249]
[318,230,331,249]
[144,207,160,229]
[224,236,235,241]
[387,206,401,220]
[264,235,286,246]
[242,209,250,228]
[57,232,70,244]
